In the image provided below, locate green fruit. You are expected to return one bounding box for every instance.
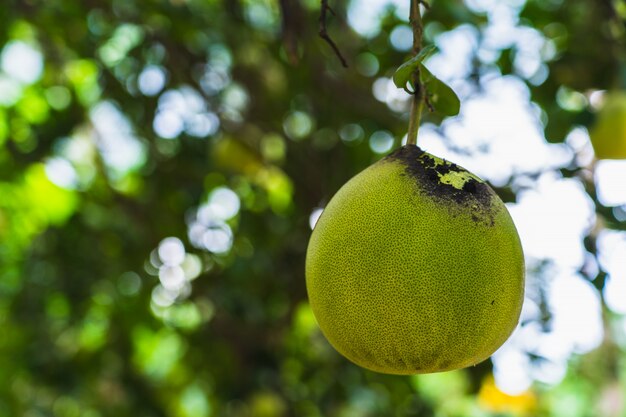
[306,145,525,375]
[590,91,626,160]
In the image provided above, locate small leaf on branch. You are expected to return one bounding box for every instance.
[418,64,460,117]
[392,45,437,89]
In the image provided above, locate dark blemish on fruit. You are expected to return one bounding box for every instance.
[384,144,497,225]
[462,179,477,194]
[433,163,452,176]
[491,300,495,305]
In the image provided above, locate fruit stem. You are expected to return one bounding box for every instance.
[407,0,425,146]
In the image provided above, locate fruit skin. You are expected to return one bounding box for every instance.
[306,145,525,375]
[590,91,626,160]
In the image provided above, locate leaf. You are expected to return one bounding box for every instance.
[419,64,460,117]
[392,45,437,89]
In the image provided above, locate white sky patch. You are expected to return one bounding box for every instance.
[546,273,603,355]
[0,75,23,106]
[199,187,241,222]
[596,229,626,271]
[494,271,603,394]
[604,269,626,314]
[159,265,186,291]
[566,127,596,167]
[90,101,147,178]
[594,160,626,207]
[348,0,409,38]
[530,358,568,386]
[372,77,410,113]
[309,208,324,230]
[512,27,547,81]
[138,65,167,96]
[481,5,520,49]
[201,223,233,254]
[470,0,529,60]
[491,344,532,395]
[425,25,478,81]
[491,172,600,392]
[369,130,395,154]
[597,230,626,314]
[188,193,236,256]
[154,110,184,139]
[45,157,78,190]
[466,0,525,15]
[506,174,595,270]
[420,77,574,186]
[389,25,413,51]
[0,41,44,85]
[154,86,220,139]
[158,237,186,266]
[152,285,177,308]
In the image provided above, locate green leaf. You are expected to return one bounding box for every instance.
[392,45,437,89]
[419,64,460,117]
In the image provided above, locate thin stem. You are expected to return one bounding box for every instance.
[319,0,349,67]
[407,86,425,145]
[406,0,425,146]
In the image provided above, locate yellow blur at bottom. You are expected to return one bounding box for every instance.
[478,376,536,416]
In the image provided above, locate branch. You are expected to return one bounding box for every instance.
[279,0,300,65]
[319,0,348,68]
[406,0,426,145]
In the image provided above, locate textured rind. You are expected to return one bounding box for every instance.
[305,146,525,375]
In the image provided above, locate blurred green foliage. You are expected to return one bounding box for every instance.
[0,0,625,416]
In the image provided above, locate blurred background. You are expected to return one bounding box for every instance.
[1,0,626,415]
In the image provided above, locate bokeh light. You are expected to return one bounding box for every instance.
[0,41,44,84]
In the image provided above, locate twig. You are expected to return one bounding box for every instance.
[406,0,426,145]
[319,0,348,68]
